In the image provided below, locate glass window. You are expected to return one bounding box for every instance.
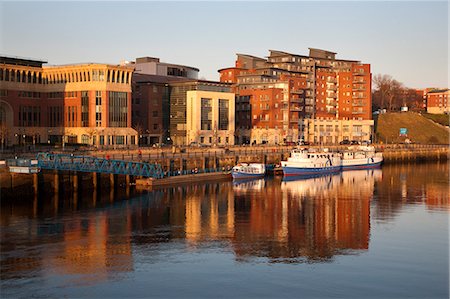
[201,98,212,130]
[218,99,229,130]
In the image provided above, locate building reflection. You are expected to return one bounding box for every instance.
[1,163,448,285]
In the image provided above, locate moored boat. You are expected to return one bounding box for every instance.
[232,163,266,179]
[281,148,341,176]
[341,145,383,170]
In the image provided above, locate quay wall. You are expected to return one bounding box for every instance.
[0,144,448,199]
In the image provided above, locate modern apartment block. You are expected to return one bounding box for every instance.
[169,80,234,146]
[0,56,136,147]
[425,89,449,114]
[131,56,235,147]
[219,48,373,144]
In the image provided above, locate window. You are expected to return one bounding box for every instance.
[153,124,158,130]
[201,98,212,130]
[109,91,128,127]
[218,99,229,130]
[95,91,102,127]
[116,136,125,145]
[81,91,89,127]
[152,111,158,117]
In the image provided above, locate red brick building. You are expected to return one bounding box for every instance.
[425,89,449,114]
[0,56,136,148]
[219,49,373,145]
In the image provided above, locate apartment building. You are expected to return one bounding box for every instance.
[219,48,373,145]
[0,56,136,147]
[425,89,449,114]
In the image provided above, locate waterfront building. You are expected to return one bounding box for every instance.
[218,48,373,144]
[131,58,235,147]
[425,89,449,114]
[303,118,374,145]
[0,56,136,147]
[169,80,234,146]
[131,57,205,146]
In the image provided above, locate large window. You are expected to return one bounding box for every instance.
[19,106,40,127]
[81,91,89,127]
[218,99,229,130]
[48,106,63,127]
[109,91,127,127]
[201,98,212,130]
[67,106,77,127]
[95,91,102,127]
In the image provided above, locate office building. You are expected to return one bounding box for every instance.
[0,55,136,147]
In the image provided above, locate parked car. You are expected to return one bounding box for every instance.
[339,140,351,145]
[350,140,360,145]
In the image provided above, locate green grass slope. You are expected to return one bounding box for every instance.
[376,112,449,144]
[421,113,450,127]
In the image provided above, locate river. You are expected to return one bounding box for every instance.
[1,162,448,298]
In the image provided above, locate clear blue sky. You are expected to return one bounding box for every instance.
[0,1,448,89]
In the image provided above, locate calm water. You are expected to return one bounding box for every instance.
[1,163,449,298]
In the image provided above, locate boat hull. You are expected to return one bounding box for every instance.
[232,171,265,179]
[341,157,383,170]
[282,165,341,176]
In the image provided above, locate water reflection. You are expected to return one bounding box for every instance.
[1,163,449,295]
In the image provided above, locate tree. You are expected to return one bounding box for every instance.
[133,123,144,146]
[0,124,9,151]
[372,74,408,112]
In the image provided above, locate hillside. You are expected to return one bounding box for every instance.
[375,112,449,144]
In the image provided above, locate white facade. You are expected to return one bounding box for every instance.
[303,119,374,144]
[186,90,235,146]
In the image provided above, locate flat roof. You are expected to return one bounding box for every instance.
[0,55,47,67]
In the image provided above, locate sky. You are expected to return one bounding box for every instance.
[0,1,448,89]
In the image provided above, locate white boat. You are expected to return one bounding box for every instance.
[281,148,341,176]
[231,163,266,179]
[341,146,383,170]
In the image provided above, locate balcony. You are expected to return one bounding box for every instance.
[353,71,365,76]
[327,92,337,98]
[352,85,365,91]
[353,79,365,84]
[326,84,337,91]
[290,118,300,123]
[290,97,304,103]
[290,89,304,94]
[352,111,365,114]
[352,94,365,99]
[327,77,337,83]
[326,99,337,106]
[290,106,303,111]
[352,101,365,106]
[326,108,337,114]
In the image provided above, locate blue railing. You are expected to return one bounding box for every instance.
[36,153,164,179]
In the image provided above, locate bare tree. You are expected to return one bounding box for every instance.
[133,123,144,146]
[0,124,9,151]
[372,74,404,111]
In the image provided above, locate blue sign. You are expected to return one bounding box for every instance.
[399,128,408,135]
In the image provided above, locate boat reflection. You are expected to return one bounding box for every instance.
[233,178,265,193]
[1,164,447,286]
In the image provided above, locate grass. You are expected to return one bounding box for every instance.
[376,112,449,144]
[421,113,450,127]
